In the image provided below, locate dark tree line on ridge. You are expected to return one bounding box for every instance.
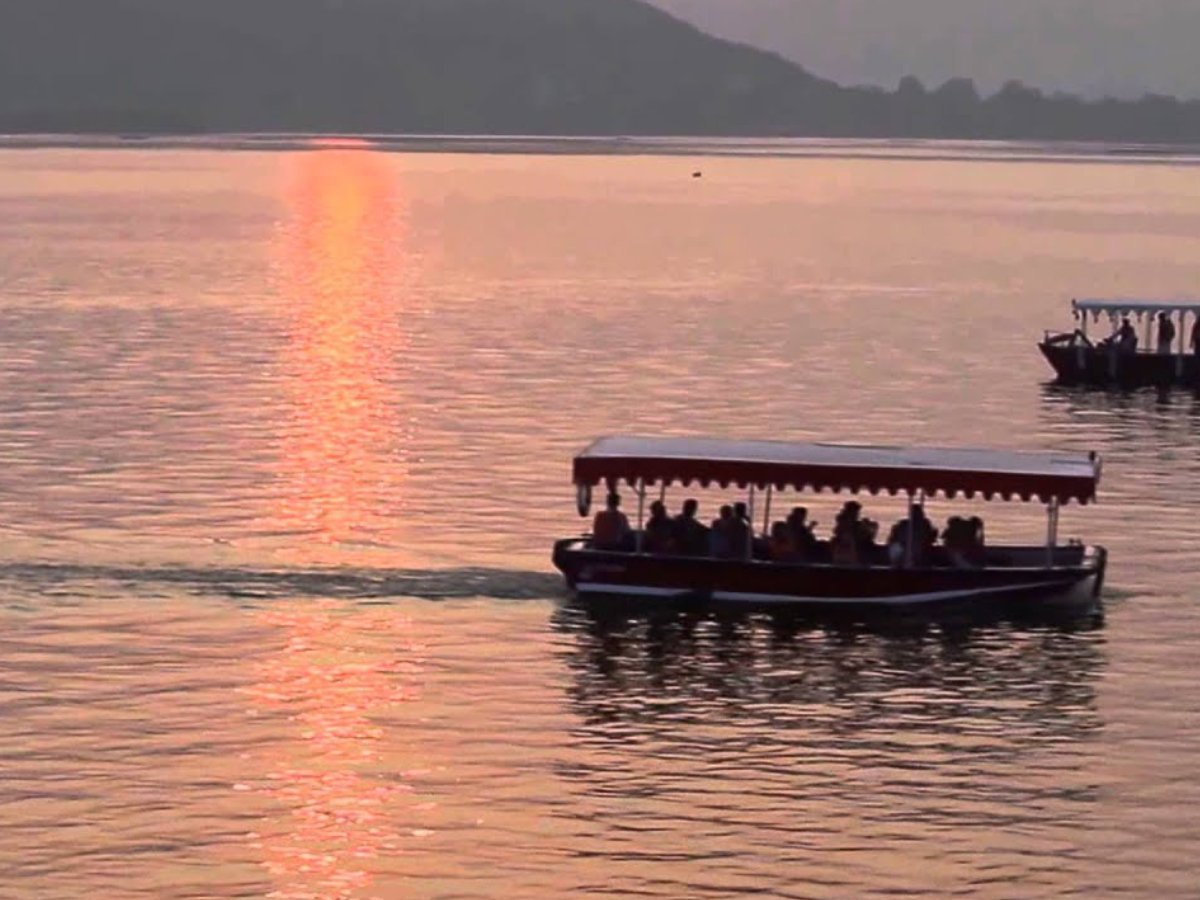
[2,0,1198,142]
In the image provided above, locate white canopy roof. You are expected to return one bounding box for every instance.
[573,436,1101,504]
[1073,298,1200,318]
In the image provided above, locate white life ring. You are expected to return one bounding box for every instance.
[576,483,592,518]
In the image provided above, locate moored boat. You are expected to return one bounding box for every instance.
[552,436,1107,611]
[1040,298,1200,387]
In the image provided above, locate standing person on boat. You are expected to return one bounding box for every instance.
[1192,316,1200,356]
[1117,317,1138,354]
[671,498,709,556]
[591,492,632,551]
[1157,312,1177,354]
[643,500,674,554]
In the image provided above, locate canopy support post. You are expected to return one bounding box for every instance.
[635,479,646,554]
[1045,497,1059,568]
[1179,311,1187,378]
[761,485,773,538]
[904,491,918,569]
[746,485,756,560]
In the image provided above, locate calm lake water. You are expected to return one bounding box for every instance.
[1,140,1199,898]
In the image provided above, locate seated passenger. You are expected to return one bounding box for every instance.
[965,516,986,567]
[786,506,820,560]
[941,516,986,568]
[768,521,797,561]
[886,519,904,566]
[728,502,752,558]
[886,505,937,567]
[831,501,864,565]
[940,516,969,568]
[591,492,632,551]
[643,500,674,554]
[709,505,736,558]
[671,498,709,556]
[858,516,880,560]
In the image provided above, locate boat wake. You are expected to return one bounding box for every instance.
[0,562,567,604]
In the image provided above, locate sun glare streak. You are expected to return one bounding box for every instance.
[237,148,434,898]
[272,148,411,562]
[244,602,427,900]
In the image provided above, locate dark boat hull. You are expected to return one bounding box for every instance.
[1040,342,1200,387]
[552,540,1106,612]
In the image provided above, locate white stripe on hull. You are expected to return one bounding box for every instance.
[573,579,1078,607]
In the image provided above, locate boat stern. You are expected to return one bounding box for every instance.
[552,537,587,588]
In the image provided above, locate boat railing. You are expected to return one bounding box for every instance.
[562,536,1095,571]
[1045,342,1199,359]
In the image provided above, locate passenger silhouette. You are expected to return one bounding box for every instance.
[671,498,709,556]
[710,505,736,558]
[592,493,631,551]
[643,500,673,554]
[1157,312,1176,354]
[1116,317,1138,354]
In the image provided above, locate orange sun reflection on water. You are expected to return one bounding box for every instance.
[272,147,411,563]
[245,602,426,900]
[241,147,429,898]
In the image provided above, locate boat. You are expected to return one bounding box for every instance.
[1040,298,1200,387]
[552,436,1107,611]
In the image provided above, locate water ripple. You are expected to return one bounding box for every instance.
[2,146,1200,897]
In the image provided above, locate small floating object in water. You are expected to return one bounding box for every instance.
[692,170,702,178]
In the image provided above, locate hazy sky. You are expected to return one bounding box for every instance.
[649,0,1200,99]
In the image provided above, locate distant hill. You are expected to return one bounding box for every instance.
[649,0,1200,101]
[2,0,1200,141]
[0,0,833,135]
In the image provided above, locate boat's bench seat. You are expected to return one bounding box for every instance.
[579,535,1088,569]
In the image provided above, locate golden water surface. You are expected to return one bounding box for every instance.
[0,142,1198,898]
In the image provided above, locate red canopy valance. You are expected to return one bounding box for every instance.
[573,436,1101,505]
